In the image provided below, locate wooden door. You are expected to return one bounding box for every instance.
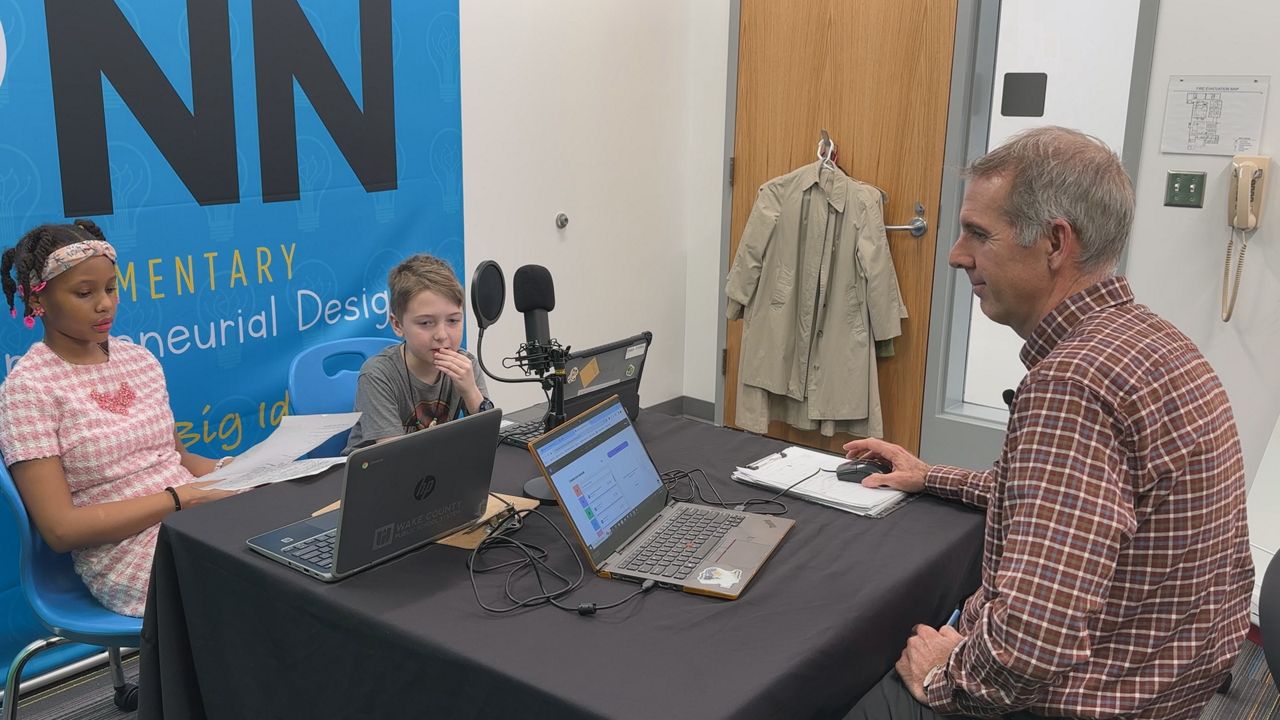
[725,0,958,454]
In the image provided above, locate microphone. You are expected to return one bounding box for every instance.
[513,265,556,375]
[1002,389,1015,408]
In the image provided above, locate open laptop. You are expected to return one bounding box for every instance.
[247,408,502,582]
[500,331,652,447]
[528,395,794,599]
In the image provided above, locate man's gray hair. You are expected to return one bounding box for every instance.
[967,126,1134,271]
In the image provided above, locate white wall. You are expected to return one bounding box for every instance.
[963,0,1141,409]
[1127,0,1280,489]
[459,1,730,411]
[681,2,731,405]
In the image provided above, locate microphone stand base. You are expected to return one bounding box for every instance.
[523,476,559,505]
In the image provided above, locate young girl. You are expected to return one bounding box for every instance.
[344,254,493,452]
[0,220,235,617]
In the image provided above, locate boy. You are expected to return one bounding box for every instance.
[345,254,492,452]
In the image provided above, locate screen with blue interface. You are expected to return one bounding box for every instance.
[537,401,664,551]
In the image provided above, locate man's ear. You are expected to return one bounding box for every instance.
[1044,218,1077,271]
[389,313,404,337]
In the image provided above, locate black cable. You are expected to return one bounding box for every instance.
[467,509,655,616]
[658,466,837,515]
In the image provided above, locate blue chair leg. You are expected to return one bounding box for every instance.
[3,636,70,720]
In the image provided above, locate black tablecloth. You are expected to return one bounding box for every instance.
[139,413,983,720]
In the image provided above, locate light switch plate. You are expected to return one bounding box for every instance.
[1165,171,1207,208]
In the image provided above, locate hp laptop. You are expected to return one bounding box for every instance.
[528,396,794,599]
[500,331,652,447]
[247,408,502,582]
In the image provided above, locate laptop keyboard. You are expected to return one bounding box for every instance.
[619,507,745,581]
[499,418,546,447]
[283,528,337,570]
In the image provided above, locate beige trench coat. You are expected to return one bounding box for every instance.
[725,162,907,436]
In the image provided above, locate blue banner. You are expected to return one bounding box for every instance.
[0,0,463,456]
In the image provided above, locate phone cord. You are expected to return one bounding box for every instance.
[1221,227,1248,322]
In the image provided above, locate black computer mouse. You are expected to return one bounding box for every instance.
[835,458,892,483]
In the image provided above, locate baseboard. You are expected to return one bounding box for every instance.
[645,395,715,423]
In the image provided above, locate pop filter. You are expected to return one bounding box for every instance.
[470,260,506,330]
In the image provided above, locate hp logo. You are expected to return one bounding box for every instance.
[414,475,436,501]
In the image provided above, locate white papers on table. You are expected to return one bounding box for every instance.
[203,457,348,491]
[200,412,361,490]
[731,446,907,518]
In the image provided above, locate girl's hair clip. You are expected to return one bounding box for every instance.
[8,308,15,318]
[23,316,35,329]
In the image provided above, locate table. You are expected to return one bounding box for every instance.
[139,412,983,719]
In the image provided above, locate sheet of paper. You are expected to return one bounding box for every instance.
[204,457,347,491]
[199,412,360,489]
[733,446,906,517]
[1161,76,1269,156]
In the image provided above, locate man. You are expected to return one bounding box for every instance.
[844,126,1252,719]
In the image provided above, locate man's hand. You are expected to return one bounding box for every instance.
[896,624,964,704]
[433,348,483,412]
[842,437,930,493]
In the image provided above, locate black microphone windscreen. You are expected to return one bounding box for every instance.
[470,261,505,329]
[1002,389,1015,407]
[513,265,555,313]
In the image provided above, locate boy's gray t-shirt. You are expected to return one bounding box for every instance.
[345,344,490,453]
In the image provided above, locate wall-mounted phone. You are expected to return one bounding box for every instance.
[1229,155,1268,230]
[1222,154,1270,322]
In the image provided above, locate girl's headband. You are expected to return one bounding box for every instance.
[30,236,117,290]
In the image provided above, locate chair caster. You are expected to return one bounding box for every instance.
[1217,671,1233,695]
[114,682,139,712]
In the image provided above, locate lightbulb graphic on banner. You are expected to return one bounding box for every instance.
[103,142,153,250]
[0,145,40,253]
[196,279,260,370]
[429,129,461,215]
[205,150,248,243]
[426,12,459,102]
[0,1,26,108]
[371,140,406,224]
[109,292,164,351]
[295,136,332,232]
[363,248,402,297]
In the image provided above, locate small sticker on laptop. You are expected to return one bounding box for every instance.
[567,366,580,384]
[697,566,742,589]
[625,363,636,378]
[625,343,646,359]
[579,357,601,387]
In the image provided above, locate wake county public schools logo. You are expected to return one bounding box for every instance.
[371,477,452,551]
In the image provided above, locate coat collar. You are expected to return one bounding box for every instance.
[798,161,848,212]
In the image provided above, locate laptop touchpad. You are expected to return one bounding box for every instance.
[710,539,770,575]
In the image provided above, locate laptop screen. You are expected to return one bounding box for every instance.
[532,397,668,565]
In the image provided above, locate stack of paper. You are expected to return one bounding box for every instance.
[732,446,908,518]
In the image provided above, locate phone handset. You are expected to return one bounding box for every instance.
[1222,155,1269,322]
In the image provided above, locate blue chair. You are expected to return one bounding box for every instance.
[288,336,398,457]
[0,461,141,718]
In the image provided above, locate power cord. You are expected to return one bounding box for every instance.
[658,466,836,515]
[467,508,656,616]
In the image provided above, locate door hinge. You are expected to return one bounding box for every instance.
[728,156,735,187]
[721,348,728,375]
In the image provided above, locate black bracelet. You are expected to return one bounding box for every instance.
[164,486,182,512]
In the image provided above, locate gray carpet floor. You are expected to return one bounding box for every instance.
[8,642,1280,718]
